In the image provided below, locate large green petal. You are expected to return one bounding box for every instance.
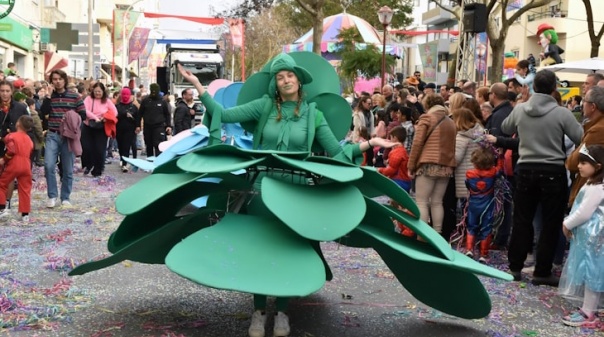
[352,224,512,318]
[261,177,365,241]
[352,168,420,218]
[110,173,250,252]
[177,151,265,174]
[116,172,205,215]
[371,238,492,319]
[364,198,455,261]
[166,213,326,297]
[70,209,216,276]
[272,155,363,183]
[357,224,513,280]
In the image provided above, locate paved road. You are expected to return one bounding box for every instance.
[0,159,596,337]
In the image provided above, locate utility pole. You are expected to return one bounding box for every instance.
[88,0,94,79]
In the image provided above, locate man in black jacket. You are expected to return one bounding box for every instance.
[139,83,171,157]
[173,88,199,135]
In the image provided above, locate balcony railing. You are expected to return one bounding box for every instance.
[527,10,567,21]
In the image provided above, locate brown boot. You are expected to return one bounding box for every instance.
[465,234,475,258]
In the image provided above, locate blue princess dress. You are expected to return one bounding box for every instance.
[559,184,604,303]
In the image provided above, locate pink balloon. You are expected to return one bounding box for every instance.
[207,79,233,96]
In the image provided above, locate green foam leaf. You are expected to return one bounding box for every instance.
[352,167,420,218]
[166,213,326,297]
[273,155,363,183]
[69,209,216,276]
[261,176,365,241]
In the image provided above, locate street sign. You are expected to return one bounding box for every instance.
[0,0,15,19]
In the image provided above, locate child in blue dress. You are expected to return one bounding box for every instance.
[560,144,604,328]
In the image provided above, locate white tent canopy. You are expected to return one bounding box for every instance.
[541,57,604,74]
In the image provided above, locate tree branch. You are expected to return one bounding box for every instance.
[428,0,460,19]
[296,0,317,17]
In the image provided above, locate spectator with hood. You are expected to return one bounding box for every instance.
[139,83,172,157]
[116,87,141,172]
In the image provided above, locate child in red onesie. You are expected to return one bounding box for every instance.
[0,115,33,222]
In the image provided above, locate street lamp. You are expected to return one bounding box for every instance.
[378,6,393,91]
[122,0,145,86]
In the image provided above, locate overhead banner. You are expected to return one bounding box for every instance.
[128,27,151,64]
[138,39,155,68]
[113,9,141,59]
[418,41,438,83]
[506,0,523,12]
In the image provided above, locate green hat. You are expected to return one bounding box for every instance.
[267,53,313,98]
[238,52,351,144]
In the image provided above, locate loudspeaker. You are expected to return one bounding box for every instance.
[156,67,168,94]
[463,3,487,33]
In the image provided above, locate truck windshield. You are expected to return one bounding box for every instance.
[176,62,220,86]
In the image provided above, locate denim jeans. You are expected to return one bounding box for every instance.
[44,131,74,201]
[508,167,567,277]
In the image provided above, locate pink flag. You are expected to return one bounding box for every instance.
[228,19,243,48]
[128,27,151,64]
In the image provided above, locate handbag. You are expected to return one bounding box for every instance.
[88,99,105,129]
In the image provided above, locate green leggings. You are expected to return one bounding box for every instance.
[253,295,289,312]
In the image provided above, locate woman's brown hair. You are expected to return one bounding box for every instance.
[451,107,479,131]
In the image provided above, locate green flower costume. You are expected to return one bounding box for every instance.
[70,52,512,320]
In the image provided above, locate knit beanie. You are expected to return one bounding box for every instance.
[150,83,160,95]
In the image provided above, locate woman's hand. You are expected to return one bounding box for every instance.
[485,134,497,144]
[177,63,205,96]
[562,224,572,240]
[407,169,414,179]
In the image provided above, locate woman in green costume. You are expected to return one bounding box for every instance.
[70,52,512,337]
[178,54,394,337]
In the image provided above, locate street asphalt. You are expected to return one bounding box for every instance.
[0,157,600,337]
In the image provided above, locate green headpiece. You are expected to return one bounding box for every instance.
[267,53,313,98]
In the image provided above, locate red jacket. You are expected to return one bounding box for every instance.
[103,111,117,138]
[378,145,411,181]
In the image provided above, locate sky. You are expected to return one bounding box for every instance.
[137,0,241,39]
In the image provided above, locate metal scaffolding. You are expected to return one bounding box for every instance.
[455,0,479,82]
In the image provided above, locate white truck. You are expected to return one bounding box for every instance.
[161,42,225,96]
[158,42,225,124]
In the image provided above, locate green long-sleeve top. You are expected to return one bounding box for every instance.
[200,92,362,161]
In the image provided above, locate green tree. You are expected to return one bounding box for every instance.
[583,0,604,57]
[225,0,413,55]
[336,28,395,91]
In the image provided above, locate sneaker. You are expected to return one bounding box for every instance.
[273,311,290,337]
[522,265,535,274]
[47,197,57,208]
[22,215,29,222]
[121,165,129,173]
[61,200,72,207]
[531,275,560,287]
[248,310,266,337]
[562,309,599,328]
[0,208,10,220]
[465,250,474,258]
[478,256,488,264]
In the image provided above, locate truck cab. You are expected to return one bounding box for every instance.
[160,42,225,125]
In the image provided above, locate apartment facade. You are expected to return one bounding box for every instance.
[415,0,604,85]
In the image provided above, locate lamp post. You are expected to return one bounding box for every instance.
[122,0,145,86]
[378,6,393,91]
